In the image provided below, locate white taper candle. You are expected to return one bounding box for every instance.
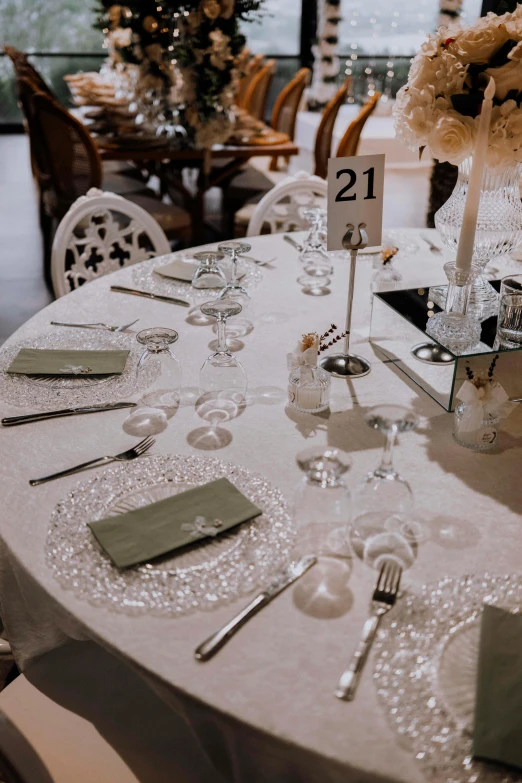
[455,77,496,273]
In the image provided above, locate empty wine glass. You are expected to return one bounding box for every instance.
[191,251,226,290]
[350,405,420,571]
[293,446,352,560]
[217,242,251,300]
[371,248,403,293]
[136,327,182,405]
[199,299,248,397]
[297,273,331,296]
[300,208,333,277]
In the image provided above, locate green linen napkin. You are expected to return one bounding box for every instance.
[88,477,262,568]
[473,603,522,769]
[7,349,129,376]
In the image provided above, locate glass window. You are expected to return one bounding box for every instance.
[240,0,301,55]
[1,0,101,52]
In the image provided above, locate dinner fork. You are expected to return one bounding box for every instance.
[335,561,402,701]
[284,235,304,252]
[50,319,139,332]
[29,435,155,486]
[421,234,442,254]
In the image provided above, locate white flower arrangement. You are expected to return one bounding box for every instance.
[394,6,522,167]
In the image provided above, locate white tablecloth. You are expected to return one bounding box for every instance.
[1,229,522,783]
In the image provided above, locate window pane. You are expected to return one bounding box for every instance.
[1,0,101,52]
[240,0,300,55]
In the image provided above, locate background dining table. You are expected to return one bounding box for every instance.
[1,228,521,783]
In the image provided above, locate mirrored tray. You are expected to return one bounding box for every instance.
[46,454,295,616]
[0,330,159,409]
[374,574,522,783]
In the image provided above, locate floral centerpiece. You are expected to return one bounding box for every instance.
[96,1,265,148]
[394,5,522,167]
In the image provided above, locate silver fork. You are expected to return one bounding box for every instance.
[50,319,139,332]
[335,561,402,701]
[284,235,303,252]
[29,436,155,486]
[421,234,442,253]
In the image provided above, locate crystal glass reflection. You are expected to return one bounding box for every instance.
[136,327,182,405]
[199,300,248,397]
[351,405,420,570]
[294,447,352,560]
[497,274,522,348]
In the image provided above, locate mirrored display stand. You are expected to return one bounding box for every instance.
[370,281,522,411]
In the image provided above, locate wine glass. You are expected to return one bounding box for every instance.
[293,446,352,560]
[199,299,248,397]
[191,251,226,290]
[350,405,420,571]
[136,327,182,406]
[297,273,331,296]
[217,242,251,300]
[300,208,333,277]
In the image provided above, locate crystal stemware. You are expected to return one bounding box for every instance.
[293,446,352,560]
[136,327,182,406]
[350,405,420,570]
[199,299,248,397]
[300,208,333,277]
[217,242,251,300]
[191,251,226,290]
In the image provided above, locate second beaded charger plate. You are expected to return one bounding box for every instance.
[46,454,295,617]
[373,574,522,783]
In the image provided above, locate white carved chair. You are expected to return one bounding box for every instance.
[51,188,171,298]
[246,171,328,237]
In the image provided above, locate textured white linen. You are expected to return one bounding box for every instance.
[0,229,521,783]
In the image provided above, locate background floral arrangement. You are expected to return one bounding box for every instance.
[394,4,522,167]
[96,0,265,148]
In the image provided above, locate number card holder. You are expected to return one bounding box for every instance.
[327,153,385,251]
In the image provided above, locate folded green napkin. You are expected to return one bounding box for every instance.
[473,603,522,769]
[88,477,262,568]
[7,349,129,376]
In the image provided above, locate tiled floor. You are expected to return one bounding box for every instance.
[0,135,53,346]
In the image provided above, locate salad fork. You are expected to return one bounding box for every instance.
[335,561,402,701]
[50,319,139,332]
[29,435,155,486]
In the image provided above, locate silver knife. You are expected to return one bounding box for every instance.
[1,402,137,427]
[284,235,303,252]
[110,286,189,307]
[194,555,317,662]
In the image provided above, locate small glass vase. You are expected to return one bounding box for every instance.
[433,159,522,321]
[426,261,481,354]
[453,401,499,451]
[288,365,331,413]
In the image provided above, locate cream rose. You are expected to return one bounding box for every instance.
[428,111,476,164]
[449,20,509,63]
[485,58,522,101]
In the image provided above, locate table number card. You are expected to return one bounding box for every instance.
[327,153,385,251]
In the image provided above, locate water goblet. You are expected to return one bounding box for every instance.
[300,208,333,277]
[294,446,352,561]
[297,273,331,296]
[350,405,420,571]
[217,242,251,300]
[191,251,226,290]
[199,299,248,397]
[136,327,182,406]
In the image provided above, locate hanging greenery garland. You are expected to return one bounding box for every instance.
[95,1,265,148]
[308,0,342,111]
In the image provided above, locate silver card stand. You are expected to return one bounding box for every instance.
[319,223,371,378]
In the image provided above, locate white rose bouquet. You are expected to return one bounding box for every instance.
[394,5,522,167]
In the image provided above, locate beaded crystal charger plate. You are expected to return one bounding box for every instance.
[131,253,262,300]
[374,575,522,783]
[46,454,295,616]
[0,331,159,409]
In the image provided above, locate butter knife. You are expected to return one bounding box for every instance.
[194,555,316,662]
[284,235,303,252]
[110,285,189,307]
[2,402,137,427]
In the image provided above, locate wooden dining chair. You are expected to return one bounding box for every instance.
[3,45,56,99]
[236,53,265,109]
[243,59,276,122]
[246,170,327,236]
[269,67,311,172]
[336,92,381,158]
[51,188,172,298]
[313,77,352,179]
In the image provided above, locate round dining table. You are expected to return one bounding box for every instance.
[1,228,521,783]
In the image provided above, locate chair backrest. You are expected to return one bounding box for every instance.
[236,53,265,108]
[51,188,171,298]
[270,68,310,140]
[3,45,55,98]
[30,91,103,219]
[243,59,276,122]
[246,171,328,237]
[336,92,381,158]
[0,710,54,783]
[314,77,351,179]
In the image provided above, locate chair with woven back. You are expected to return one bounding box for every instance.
[269,67,310,172]
[243,59,276,122]
[3,45,56,98]
[235,53,265,109]
[313,77,352,179]
[336,92,381,158]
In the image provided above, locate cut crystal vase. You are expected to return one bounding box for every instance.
[433,158,522,320]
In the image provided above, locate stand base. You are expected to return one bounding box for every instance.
[429,274,499,321]
[319,353,371,378]
[411,342,454,365]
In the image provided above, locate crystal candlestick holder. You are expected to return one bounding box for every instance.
[426,262,481,355]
